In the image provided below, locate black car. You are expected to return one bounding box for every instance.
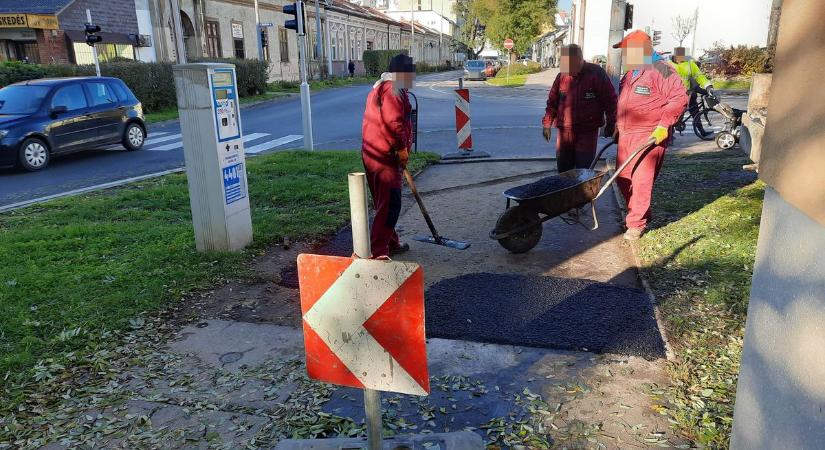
[0,77,147,171]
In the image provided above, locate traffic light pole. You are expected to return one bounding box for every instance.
[606,0,626,89]
[298,33,314,150]
[86,9,101,77]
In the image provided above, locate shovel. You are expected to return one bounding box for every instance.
[403,169,470,250]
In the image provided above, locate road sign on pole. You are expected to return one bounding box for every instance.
[297,254,429,396]
[503,38,514,50]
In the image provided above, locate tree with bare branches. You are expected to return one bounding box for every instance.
[671,14,696,47]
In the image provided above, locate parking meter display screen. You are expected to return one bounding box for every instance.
[215,89,228,100]
[213,72,232,87]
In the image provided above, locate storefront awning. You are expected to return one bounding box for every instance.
[64,29,135,45]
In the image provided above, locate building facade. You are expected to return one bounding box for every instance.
[147,0,453,81]
[0,0,143,65]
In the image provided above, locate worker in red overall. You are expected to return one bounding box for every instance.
[542,44,617,173]
[613,30,688,240]
[361,54,416,257]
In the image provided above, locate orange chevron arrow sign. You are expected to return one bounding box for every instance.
[296,254,430,396]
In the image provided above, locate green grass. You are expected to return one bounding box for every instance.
[486,73,528,87]
[712,78,751,90]
[637,152,764,448]
[144,77,375,123]
[0,151,439,385]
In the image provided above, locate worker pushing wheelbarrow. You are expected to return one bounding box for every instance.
[490,138,655,253]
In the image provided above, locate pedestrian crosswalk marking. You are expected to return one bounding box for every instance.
[144,133,181,146]
[245,135,303,154]
[142,132,301,154]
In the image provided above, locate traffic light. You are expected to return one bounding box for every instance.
[624,3,633,30]
[652,30,662,46]
[284,2,305,36]
[85,23,102,46]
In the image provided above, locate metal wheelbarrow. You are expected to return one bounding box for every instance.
[490,138,655,253]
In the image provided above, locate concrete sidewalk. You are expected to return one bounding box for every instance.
[523,68,559,91]
[30,159,686,450]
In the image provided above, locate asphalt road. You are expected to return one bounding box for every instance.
[0,69,747,209]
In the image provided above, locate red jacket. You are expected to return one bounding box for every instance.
[617,61,688,134]
[362,80,412,166]
[542,62,617,131]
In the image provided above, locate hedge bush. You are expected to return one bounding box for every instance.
[363,49,408,77]
[0,58,269,113]
[701,44,772,77]
[495,60,542,77]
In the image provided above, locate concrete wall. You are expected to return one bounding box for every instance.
[730,187,825,449]
[731,1,825,448]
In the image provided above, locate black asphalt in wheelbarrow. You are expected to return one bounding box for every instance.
[425,273,666,360]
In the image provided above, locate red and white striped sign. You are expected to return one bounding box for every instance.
[297,254,429,396]
[455,88,473,150]
[504,39,514,50]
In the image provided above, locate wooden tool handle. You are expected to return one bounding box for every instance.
[403,169,441,241]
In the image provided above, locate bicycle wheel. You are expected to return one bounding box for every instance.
[692,108,726,141]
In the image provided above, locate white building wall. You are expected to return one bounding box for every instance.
[134,0,157,62]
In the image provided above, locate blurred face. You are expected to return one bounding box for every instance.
[673,47,687,63]
[560,52,583,75]
[623,42,653,69]
[393,71,416,90]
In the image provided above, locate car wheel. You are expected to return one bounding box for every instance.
[123,122,145,151]
[18,137,50,172]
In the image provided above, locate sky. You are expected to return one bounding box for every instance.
[555,0,771,57]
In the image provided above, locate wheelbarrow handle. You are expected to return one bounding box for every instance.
[594,137,657,200]
[588,140,617,170]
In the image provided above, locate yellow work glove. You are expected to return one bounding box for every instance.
[650,126,668,145]
[397,148,410,169]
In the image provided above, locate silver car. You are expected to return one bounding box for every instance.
[463,60,487,81]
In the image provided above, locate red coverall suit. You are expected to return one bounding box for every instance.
[616,61,688,229]
[361,80,412,257]
[543,62,618,172]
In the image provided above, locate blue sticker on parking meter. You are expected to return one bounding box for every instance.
[223,163,246,205]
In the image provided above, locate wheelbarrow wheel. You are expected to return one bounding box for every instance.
[494,206,542,253]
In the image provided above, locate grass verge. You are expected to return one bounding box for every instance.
[144,76,374,123]
[487,73,528,87]
[637,151,763,448]
[712,78,751,91]
[0,151,439,388]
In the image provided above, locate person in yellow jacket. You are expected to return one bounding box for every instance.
[671,47,715,136]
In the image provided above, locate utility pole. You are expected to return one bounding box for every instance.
[315,0,322,68]
[169,0,186,63]
[767,0,783,49]
[323,1,333,77]
[606,0,626,88]
[254,0,264,60]
[438,0,443,64]
[690,6,698,57]
[410,1,415,57]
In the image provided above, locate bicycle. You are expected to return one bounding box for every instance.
[674,92,726,140]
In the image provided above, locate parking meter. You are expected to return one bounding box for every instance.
[173,63,253,251]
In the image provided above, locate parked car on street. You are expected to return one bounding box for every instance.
[463,60,488,81]
[0,77,146,171]
[485,61,498,78]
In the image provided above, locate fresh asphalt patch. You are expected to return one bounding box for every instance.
[425,273,666,359]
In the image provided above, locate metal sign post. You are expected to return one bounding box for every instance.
[295,173,430,450]
[294,2,314,150]
[504,39,514,84]
[348,173,382,450]
[86,9,101,77]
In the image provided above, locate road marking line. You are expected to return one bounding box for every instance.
[144,133,182,145]
[0,168,185,213]
[148,132,271,152]
[245,134,303,154]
